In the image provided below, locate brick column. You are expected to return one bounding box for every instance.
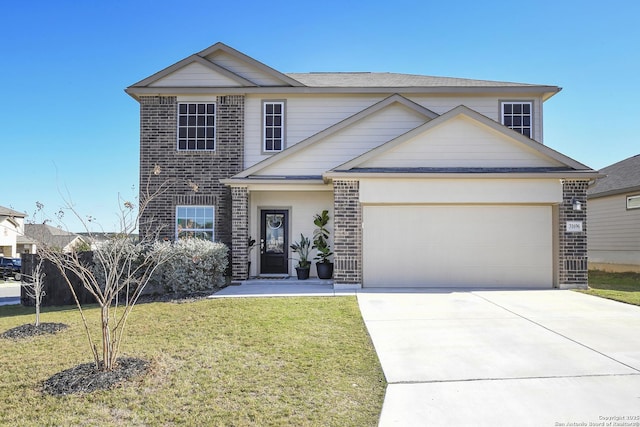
[558,180,589,288]
[333,180,362,288]
[216,95,245,247]
[231,186,249,281]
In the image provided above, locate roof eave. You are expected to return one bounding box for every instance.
[220,178,326,186]
[124,84,561,100]
[324,171,603,180]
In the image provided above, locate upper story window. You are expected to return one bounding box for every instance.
[501,101,532,138]
[627,195,640,210]
[263,101,285,152]
[178,103,215,151]
[176,205,214,240]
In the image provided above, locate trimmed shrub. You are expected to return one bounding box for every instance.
[155,239,228,294]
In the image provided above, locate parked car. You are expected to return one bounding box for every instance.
[0,257,21,280]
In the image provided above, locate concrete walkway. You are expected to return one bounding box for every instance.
[358,289,640,426]
[209,278,355,298]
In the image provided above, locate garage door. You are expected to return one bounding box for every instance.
[362,205,553,288]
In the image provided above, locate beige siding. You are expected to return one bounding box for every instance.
[244,94,546,169]
[150,62,242,87]
[245,94,383,167]
[404,95,543,143]
[255,104,428,176]
[360,178,563,204]
[588,194,640,266]
[249,190,333,276]
[206,51,284,86]
[360,115,562,169]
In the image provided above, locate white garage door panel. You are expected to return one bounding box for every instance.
[363,205,553,288]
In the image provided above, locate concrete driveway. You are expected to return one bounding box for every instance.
[358,289,640,426]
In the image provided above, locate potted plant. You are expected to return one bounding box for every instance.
[290,233,311,280]
[313,209,334,279]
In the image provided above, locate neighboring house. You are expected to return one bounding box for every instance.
[24,224,87,253]
[0,206,33,256]
[587,154,640,272]
[126,42,599,289]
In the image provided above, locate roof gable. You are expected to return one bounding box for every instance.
[148,58,252,87]
[335,105,592,172]
[128,42,303,91]
[234,94,439,178]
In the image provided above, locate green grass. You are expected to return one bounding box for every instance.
[0,297,386,426]
[579,270,640,306]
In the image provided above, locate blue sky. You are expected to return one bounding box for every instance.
[2,0,638,232]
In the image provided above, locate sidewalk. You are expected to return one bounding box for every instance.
[0,280,21,306]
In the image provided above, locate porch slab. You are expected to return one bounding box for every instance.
[209,278,354,298]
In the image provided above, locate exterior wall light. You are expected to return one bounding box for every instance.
[571,198,582,211]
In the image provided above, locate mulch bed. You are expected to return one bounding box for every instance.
[0,322,68,339]
[42,357,149,396]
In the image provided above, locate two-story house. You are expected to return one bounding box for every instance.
[0,206,36,257]
[126,42,599,289]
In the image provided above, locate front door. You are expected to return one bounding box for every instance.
[260,210,288,274]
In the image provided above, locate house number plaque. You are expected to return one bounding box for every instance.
[566,221,583,232]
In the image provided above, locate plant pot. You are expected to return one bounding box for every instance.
[316,262,334,279]
[295,267,310,280]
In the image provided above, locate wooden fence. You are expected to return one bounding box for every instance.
[20,253,97,307]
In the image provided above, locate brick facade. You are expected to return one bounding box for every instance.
[138,95,244,252]
[333,180,362,286]
[558,179,589,288]
[231,186,249,280]
[136,96,590,290]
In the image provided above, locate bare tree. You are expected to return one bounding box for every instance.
[21,257,46,327]
[35,168,177,371]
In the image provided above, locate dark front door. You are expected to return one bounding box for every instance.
[260,210,288,274]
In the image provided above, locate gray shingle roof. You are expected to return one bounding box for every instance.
[588,154,640,197]
[285,72,546,88]
[0,206,26,217]
[24,224,86,250]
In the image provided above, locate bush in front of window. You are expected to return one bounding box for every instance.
[154,239,228,294]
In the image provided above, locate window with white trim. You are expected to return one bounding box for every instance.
[176,206,214,240]
[263,101,284,152]
[177,103,215,151]
[627,195,640,210]
[501,101,532,138]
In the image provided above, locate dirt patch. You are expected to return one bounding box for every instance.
[1,322,68,339]
[43,357,149,396]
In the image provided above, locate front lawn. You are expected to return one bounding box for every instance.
[0,297,385,426]
[580,270,640,306]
